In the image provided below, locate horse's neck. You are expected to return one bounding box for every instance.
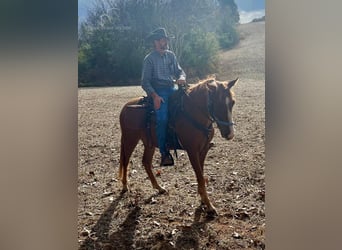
[186,87,210,118]
[188,87,209,107]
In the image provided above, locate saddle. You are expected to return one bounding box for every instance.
[136,91,184,153]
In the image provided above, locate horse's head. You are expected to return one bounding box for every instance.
[208,78,238,140]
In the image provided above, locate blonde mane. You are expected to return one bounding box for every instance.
[188,77,216,92]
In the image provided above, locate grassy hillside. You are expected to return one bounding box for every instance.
[218,21,265,81]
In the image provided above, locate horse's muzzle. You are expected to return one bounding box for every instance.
[226,133,234,140]
[221,130,234,140]
[221,125,234,140]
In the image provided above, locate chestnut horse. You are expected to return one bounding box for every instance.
[118,77,238,216]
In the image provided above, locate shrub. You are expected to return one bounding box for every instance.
[182,30,219,79]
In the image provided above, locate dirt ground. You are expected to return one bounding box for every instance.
[78,21,265,249]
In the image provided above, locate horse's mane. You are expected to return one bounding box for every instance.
[188,77,236,99]
[188,77,216,93]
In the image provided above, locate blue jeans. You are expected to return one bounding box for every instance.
[154,86,177,155]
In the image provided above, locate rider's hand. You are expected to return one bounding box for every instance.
[176,79,186,85]
[151,92,164,110]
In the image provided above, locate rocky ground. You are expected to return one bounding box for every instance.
[78,21,265,249]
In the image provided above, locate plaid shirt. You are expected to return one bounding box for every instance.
[141,50,186,95]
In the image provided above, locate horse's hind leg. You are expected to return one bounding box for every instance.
[119,131,140,193]
[142,143,167,194]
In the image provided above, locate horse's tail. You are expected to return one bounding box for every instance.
[118,136,124,179]
[118,113,128,180]
[118,104,124,179]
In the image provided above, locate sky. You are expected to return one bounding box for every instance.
[235,0,264,11]
[78,0,91,22]
[235,0,265,24]
[78,0,265,24]
[239,9,265,24]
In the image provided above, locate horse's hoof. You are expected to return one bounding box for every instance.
[158,187,167,194]
[121,187,129,194]
[206,209,218,218]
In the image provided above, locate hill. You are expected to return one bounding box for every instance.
[218,21,265,81]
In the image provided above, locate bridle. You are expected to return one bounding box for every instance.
[179,84,234,136]
[207,93,235,127]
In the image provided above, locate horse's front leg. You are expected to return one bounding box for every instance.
[187,149,218,217]
[199,139,212,174]
[142,143,167,194]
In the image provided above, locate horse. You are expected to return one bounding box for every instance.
[118,77,238,216]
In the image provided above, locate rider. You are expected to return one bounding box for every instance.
[141,28,186,166]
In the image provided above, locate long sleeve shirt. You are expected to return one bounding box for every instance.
[141,50,186,95]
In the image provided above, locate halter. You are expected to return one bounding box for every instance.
[211,114,235,127]
[207,91,235,127]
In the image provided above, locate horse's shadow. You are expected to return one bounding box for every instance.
[79,193,213,250]
[174,205,214,250]
[79,192,141,250]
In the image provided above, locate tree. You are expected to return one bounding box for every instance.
[78,0,240,86]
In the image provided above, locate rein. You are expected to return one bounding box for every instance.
[180,107,213,135]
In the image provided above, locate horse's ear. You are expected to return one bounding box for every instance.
[207,79,217,91]
[228,78,239,89]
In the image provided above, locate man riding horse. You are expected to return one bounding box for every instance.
[120,27,238,216]
[141,28,186,167]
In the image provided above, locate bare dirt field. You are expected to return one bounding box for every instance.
[78,21,265,249]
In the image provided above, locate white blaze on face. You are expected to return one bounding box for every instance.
[225,96,234,138]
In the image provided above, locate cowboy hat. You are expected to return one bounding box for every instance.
[146,28,173,42]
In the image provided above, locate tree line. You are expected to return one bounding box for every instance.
[78,0,240,87]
